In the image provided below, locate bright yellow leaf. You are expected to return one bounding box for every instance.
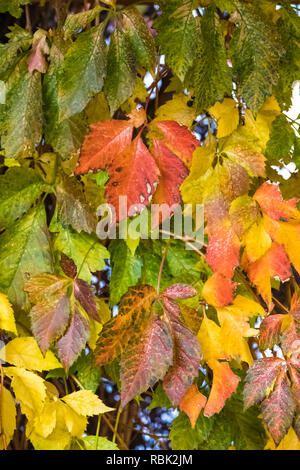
[197,313,226,368]
[32,400,57,438]
[209,98,239,138]
[265,427,300,450]
[2,337,62,371]
[243,219,272,263]
[0,386,16,450]
[0,293,17,335]
[5,367,46,416]
[62,390,114,417]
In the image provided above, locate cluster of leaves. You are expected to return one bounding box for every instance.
[0,0,300,451]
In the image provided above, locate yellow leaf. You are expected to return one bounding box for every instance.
[265,427,300,450]
[0,386,16,449]
[243,219,272,263]
[5,367,46,415]
[32,400,57,438]
[88,319,103,351]
[154,93,197,128]
[197,313,226,368]
[0,293,17,335]
[2,337,62,371]
[209,98,239,138]
[59,401,87,437]
[62,390,114,416]
[29,427,71,451]
[216,295,264,365]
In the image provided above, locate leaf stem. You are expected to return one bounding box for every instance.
[113,404,121,443]
[95,414,101,449]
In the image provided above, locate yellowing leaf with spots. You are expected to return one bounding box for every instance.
[154,93,197,128]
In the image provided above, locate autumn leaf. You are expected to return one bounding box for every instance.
[120,315,173,407]
[95,286,157,365]
[179,384,207,428]
[162,304,202,406]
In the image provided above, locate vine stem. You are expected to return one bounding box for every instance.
[113,405,121,443]
[25,4,32,33]
[95,414,101,449]
[272,296,289,314]
[159,229,206,257]
[156,247,167,295]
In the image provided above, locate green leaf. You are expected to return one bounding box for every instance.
[0,0,30,18]
[0,167,44,230]
[43,40,88,160]
[170,411,214,450]
[189,3,232,112]
[229,1,284,115]
[266,114,296,163]
[275,4,300,110]
[104,26,136,115]
[109,240,142,305]
[0,25,32,80]
[0,203,53,309]
[154,0,198,82]
[72,352,102,393]
[0,58,43,159]
[82,436,119,450]
[148,383,172,410]
[64,6,104,38]
[57,24,107,121]
[53,225,109,284]
[122,6,156,73]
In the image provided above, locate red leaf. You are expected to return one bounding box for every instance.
[243,357,284,409]
[288,363,300,411]
[204,361,239,417]
[206,223,240,279]
[105,137,159,221]
[179,384,207,428]
[74,279,100,322]
[75,120,133,174]
[261,370,295,446]
[61,253,77,279]
[259,314,285,351]
[150,138,188,210]
[120,316,173,407]
[163,309,202,405]
[202,272,236,307]
[254,182,299,222]
[27,34,49,74]
[163,283,197,300]
[56,311,90,370]
[152,120,199,167]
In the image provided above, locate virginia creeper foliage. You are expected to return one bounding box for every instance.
[0,0,300,451]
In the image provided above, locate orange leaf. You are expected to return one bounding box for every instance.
[204,361,239,417]
[152,120,199,168]
[202,272,237,307]
[245,242,291,311]
[254,182,300,222]
[179,384,207,428]
[206,222,240,279]
[75,119,133,174]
